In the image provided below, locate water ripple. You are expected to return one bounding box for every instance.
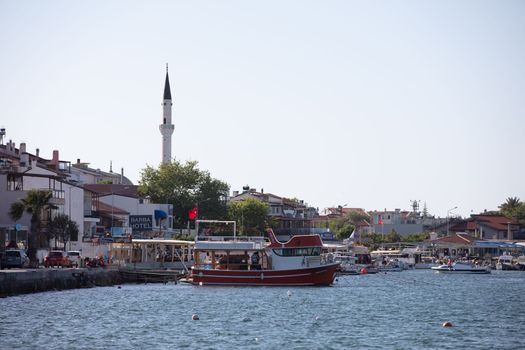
[1,271,525,349]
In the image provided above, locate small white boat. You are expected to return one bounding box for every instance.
[431,261,491,274]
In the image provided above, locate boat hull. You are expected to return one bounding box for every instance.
[190,263,339,286]
[431,267,491,274]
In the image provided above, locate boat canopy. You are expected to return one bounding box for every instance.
[194,241,265,251]
[473,241,524,249]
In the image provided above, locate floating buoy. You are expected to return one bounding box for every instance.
[199,282,203,286]
[192,314,199,321]
[360,267,368,275]
[315,316,320,321]
[287,290,292,297]
[442,321,453,328]
[117,286,121,289]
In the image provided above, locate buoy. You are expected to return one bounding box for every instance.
[315,316,320,321]
[360,267,368,275]
[117,286,121,289]
[442,321,453,328]
[287,290,292,297]
[192,314,199,321]
[199,282,203,286]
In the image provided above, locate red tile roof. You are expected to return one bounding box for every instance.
[472,215,518,231]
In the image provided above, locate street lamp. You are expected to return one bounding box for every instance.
[446,206,458,236]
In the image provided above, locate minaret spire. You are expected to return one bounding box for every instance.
[159,64,175,163]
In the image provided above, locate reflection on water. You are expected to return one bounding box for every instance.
[1,270,525,349]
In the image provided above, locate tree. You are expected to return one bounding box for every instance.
[499,197,525,222]
[138,160,230,227]
[9,190,56,265]
[47,214,79,250]
[329,217,355,240]
[227,198,269,236]
[422,202,430,218]
[347,211,369,226]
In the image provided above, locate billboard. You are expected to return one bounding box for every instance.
[129,215,152,232]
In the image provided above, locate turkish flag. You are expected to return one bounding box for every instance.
[378,215,383,225]
[188,207,198,221]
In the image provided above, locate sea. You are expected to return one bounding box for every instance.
[1,270,525,350]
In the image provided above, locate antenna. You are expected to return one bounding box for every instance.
[0,127,5,145]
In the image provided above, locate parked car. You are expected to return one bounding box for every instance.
[1,249,30,269]
[66,251,82,267]
[44,250,71,268]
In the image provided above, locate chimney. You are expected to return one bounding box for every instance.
[121,167,124,184]
[77,158,80,164]
[20,143,26,154]
[36,148,40,157]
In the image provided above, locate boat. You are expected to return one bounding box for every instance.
[189,229,340,286]
[495,254,525,271]
[376,259,404,272]
[333,253,360,275]
[431,261,491,274]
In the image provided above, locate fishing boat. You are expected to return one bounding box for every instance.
[189,229,340,286]
[431,261,491,274]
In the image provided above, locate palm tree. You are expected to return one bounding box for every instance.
[499,197,522,218]
[9,190,55,266]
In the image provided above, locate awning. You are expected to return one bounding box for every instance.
[473,241,524,249]
[154,210,168,220]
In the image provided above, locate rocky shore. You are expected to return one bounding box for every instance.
[0,267,122,297]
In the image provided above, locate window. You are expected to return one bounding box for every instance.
[272,247,321,257]
[7,174,23,191]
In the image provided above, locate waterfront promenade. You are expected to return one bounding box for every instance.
[0,267,120,297]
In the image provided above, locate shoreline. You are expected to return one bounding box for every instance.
[0,267,122,298]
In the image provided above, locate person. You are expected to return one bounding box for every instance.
[251,251,261,270]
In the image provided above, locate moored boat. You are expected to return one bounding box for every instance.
[431,261,491,274]
[189,229,339,286]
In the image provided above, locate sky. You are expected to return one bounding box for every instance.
[1,0,524,218]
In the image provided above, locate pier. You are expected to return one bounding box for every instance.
[0,268,122,297]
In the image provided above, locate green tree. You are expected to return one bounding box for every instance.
[138,160,230,227]
[47,214,79,250]
[227,198,269,236]
[499,197,525,222]
[329,216,355,240]
[386,229,401,243]
[347,211,370,226]
[8,190,56,265]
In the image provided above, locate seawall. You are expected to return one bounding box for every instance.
[0,268,122,298]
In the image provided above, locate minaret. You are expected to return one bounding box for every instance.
[159,64,175,163]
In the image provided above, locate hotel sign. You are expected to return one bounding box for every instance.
[129,215,152,232]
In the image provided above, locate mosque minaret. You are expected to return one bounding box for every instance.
[159,64,175,163]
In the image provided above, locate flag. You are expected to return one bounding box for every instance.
[188,207,198,221]
[378,215,383,225]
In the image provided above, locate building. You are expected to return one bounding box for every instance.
[369,208,424,235]
[0,139,84,256]
[159,64,174,163]
[445,214,523,240]
[229,186,321,237]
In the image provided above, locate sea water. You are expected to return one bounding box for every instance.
[1,270,525,349]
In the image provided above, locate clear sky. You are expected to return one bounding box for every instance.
[1,0,524,218]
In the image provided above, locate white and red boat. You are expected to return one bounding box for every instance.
[189,229,339,286]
